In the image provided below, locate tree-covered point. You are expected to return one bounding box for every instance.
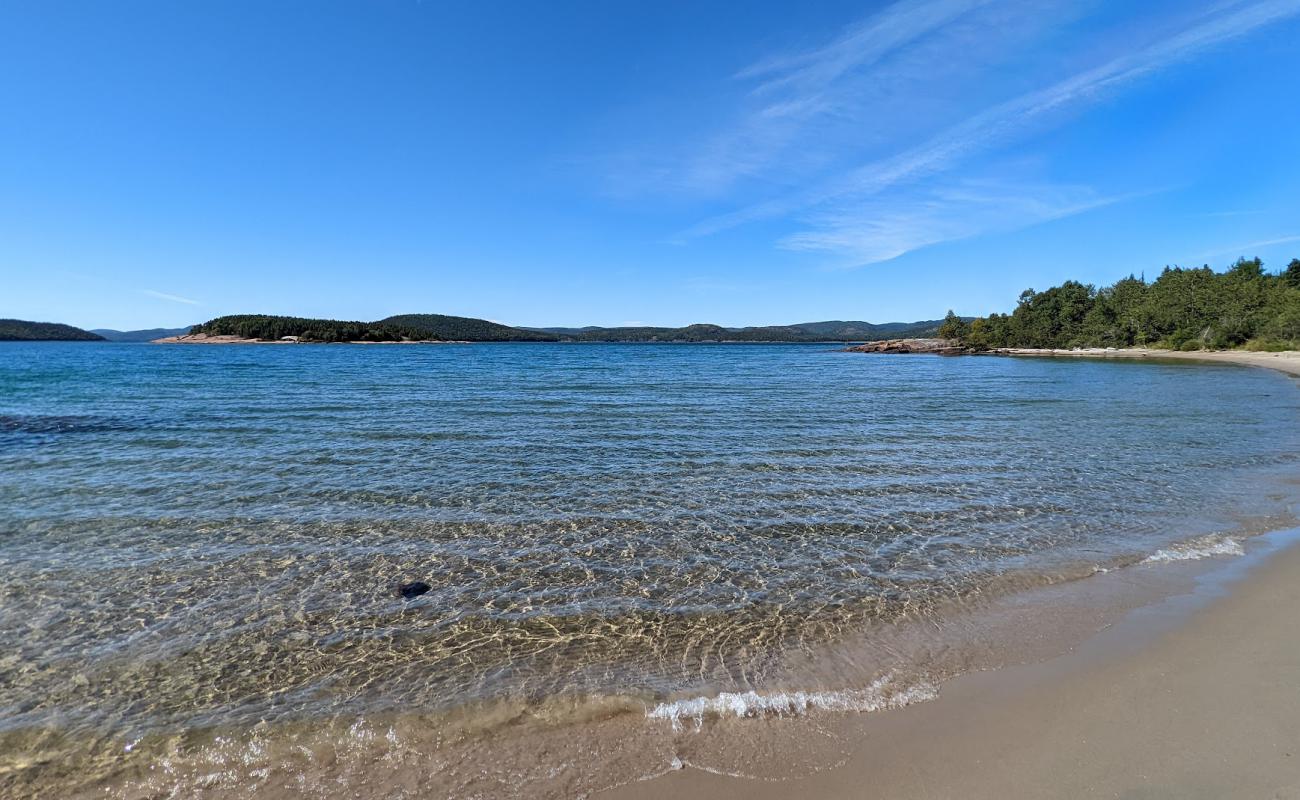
[375,314,559,342]
[0,319,105,341]
[559,320,946,342]
[191,314,951,343]
[190,315,437,342]
[946,257,1300,351]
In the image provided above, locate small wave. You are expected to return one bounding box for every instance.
[646,674,938,732]
[1144,534,1244,564]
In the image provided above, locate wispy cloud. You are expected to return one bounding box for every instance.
[672,0,1063,195]
[683,0,1300,243]
[142,289,200,306]
[780,180,1144,266]
[736,0,991,92]
[1198,234,1300,259]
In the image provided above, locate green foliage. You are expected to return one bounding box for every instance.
[0,319,104,341]
[560,320,949,342]
[936,310,969,340]
[1283,259,1300,289]
[192,315,435,342]
[188,315,957,344]
[376,314,559,342]
[950,257,1300,351]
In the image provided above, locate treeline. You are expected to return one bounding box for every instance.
[939,258,1300,351]
[0,319,104,341]
[191,315,437,342]
[189,313,951,343]
[567,323,793,342]
[376,314,558,342]
[557,320,944,342]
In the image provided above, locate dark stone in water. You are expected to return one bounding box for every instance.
[398,581,431,600]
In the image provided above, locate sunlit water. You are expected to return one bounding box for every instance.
[2,342,1298,797]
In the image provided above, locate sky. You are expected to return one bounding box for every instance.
[2,0,1299,331]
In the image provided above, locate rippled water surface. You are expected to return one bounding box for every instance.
[2,342,1299,796]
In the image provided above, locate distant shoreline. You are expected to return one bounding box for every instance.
[151,333,469,345]
[150,334,874,345]
[989,346,1300,377]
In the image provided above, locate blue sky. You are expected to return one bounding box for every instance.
[2,0,1299,330]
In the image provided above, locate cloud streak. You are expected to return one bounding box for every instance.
[780,181,1144,266]
[1198,234,1300,259]
[674,0,1059,195]
[677,0,1300,259]
[738,0,991,94]
[142,289,200,306]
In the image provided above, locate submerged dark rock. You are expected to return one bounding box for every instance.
[397,581,431,600]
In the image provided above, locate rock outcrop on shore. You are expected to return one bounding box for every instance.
[150,333,460,344]
[843,338,965,354]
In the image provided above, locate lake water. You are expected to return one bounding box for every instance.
[2,342,1299,798]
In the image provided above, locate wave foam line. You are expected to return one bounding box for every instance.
[646,675,938,732]
[1144,534,1244,564]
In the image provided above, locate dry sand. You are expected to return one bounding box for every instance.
[604,529,1300,800]
[604,349,1300,800]
[993,346,1300,377]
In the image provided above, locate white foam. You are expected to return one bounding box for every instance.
[1144,535,1244,564]
[646,674,938,732]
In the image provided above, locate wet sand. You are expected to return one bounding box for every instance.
[994,346,1300,377]
[604,349,1300,800]
[603,526,1300,799]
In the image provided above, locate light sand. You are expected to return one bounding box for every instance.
[604,352,1300,800]
[603,529,1300,799]
[994,346,1300,377]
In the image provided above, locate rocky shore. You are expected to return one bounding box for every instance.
[151,333,461,344]
[843,338,966,354]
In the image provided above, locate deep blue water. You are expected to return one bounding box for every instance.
[2,341,1299,784]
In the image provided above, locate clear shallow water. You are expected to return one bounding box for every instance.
[2,342,1299,796]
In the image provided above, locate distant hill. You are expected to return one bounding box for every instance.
[191,315,439,342]
[530,319,949,342]
[0,319,104,341]
[91,326,193,342]
[526,326,605,336]
[181,314,954,343]
[783,320,948,339]
[376,314,558,342]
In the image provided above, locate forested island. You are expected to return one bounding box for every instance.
[189,315,464,342]
[376,314,557,341]
[938,258,1300,351]
[23,258,1297,350]
[0,319,104,341]
[179,314,947,343]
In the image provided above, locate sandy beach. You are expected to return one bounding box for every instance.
[603,348,1300,800]
[993,346,1300,377]
[604,526,1300,800]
